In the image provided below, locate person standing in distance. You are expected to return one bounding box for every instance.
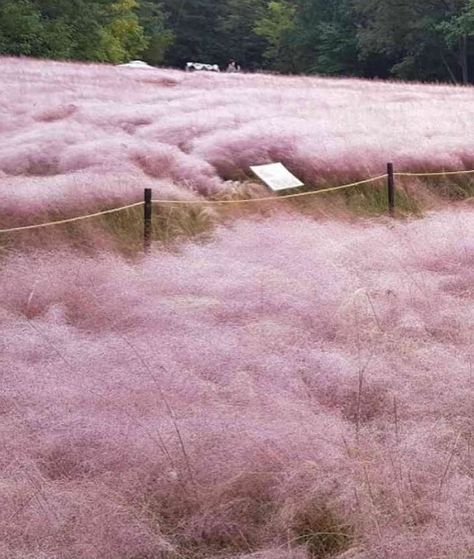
[226,60,241,73]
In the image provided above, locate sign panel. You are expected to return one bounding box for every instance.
[250,163,304,192]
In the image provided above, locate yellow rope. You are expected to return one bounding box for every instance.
[0,167,473,234]
[395,169,474,178]
[0,201,144,234]
[152,175,389,206]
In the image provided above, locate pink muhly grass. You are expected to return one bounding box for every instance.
[0,209,472,558]
[1,56,474,227]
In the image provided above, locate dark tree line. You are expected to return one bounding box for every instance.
[1,0,474,83]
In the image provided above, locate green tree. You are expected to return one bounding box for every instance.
[161,0,227,67]
[0,0,45,56]
[217,0,267,70]
[31,0,108,60]
[354,0,472,83]
[101,0,149,63]
[0,0,152,63]
[254,1,297,71]
[438,0,474,82]
[139,1,174,65]
[289,0,360,75]
[41,18,74,58]
[2,0,474,83]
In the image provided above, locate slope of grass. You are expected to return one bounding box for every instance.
[1,57,473,559]
[0,210,473,559]
[1,56,474,236]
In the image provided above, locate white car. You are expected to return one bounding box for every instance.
[118,60,155,69]
[186,62,220,72]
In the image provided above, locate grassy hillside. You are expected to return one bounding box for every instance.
[1,211,473,559]
[1,57,474,245]
[0,58,473,559]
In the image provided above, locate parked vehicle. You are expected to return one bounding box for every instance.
[186,62,220,72]
[118,60,155,69]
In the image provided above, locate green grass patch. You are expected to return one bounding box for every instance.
[341,181,420,215]
[284,178,420,217]
[291,507,354,558]
[419,175,474,200]
[2,173,471,257]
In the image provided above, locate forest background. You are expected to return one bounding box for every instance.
[2,0,474,84]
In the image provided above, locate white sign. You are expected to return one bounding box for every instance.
[250,163,304,192]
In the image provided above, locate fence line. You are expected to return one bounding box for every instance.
[0,201,144,234]
[152,175,389,206]
[0,166,473,235]
[395,169,474,178]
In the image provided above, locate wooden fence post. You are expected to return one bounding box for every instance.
[144,188,152,253]
[387,163,395,217]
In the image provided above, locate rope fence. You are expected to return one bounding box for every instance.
[395,169,474,178]
[151,175,389,206]
[1,164,473,247]
[0,201,144,234]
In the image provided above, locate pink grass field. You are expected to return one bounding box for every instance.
[1,56,474,223]
[0,57,473,559]
[1,211,473,559]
